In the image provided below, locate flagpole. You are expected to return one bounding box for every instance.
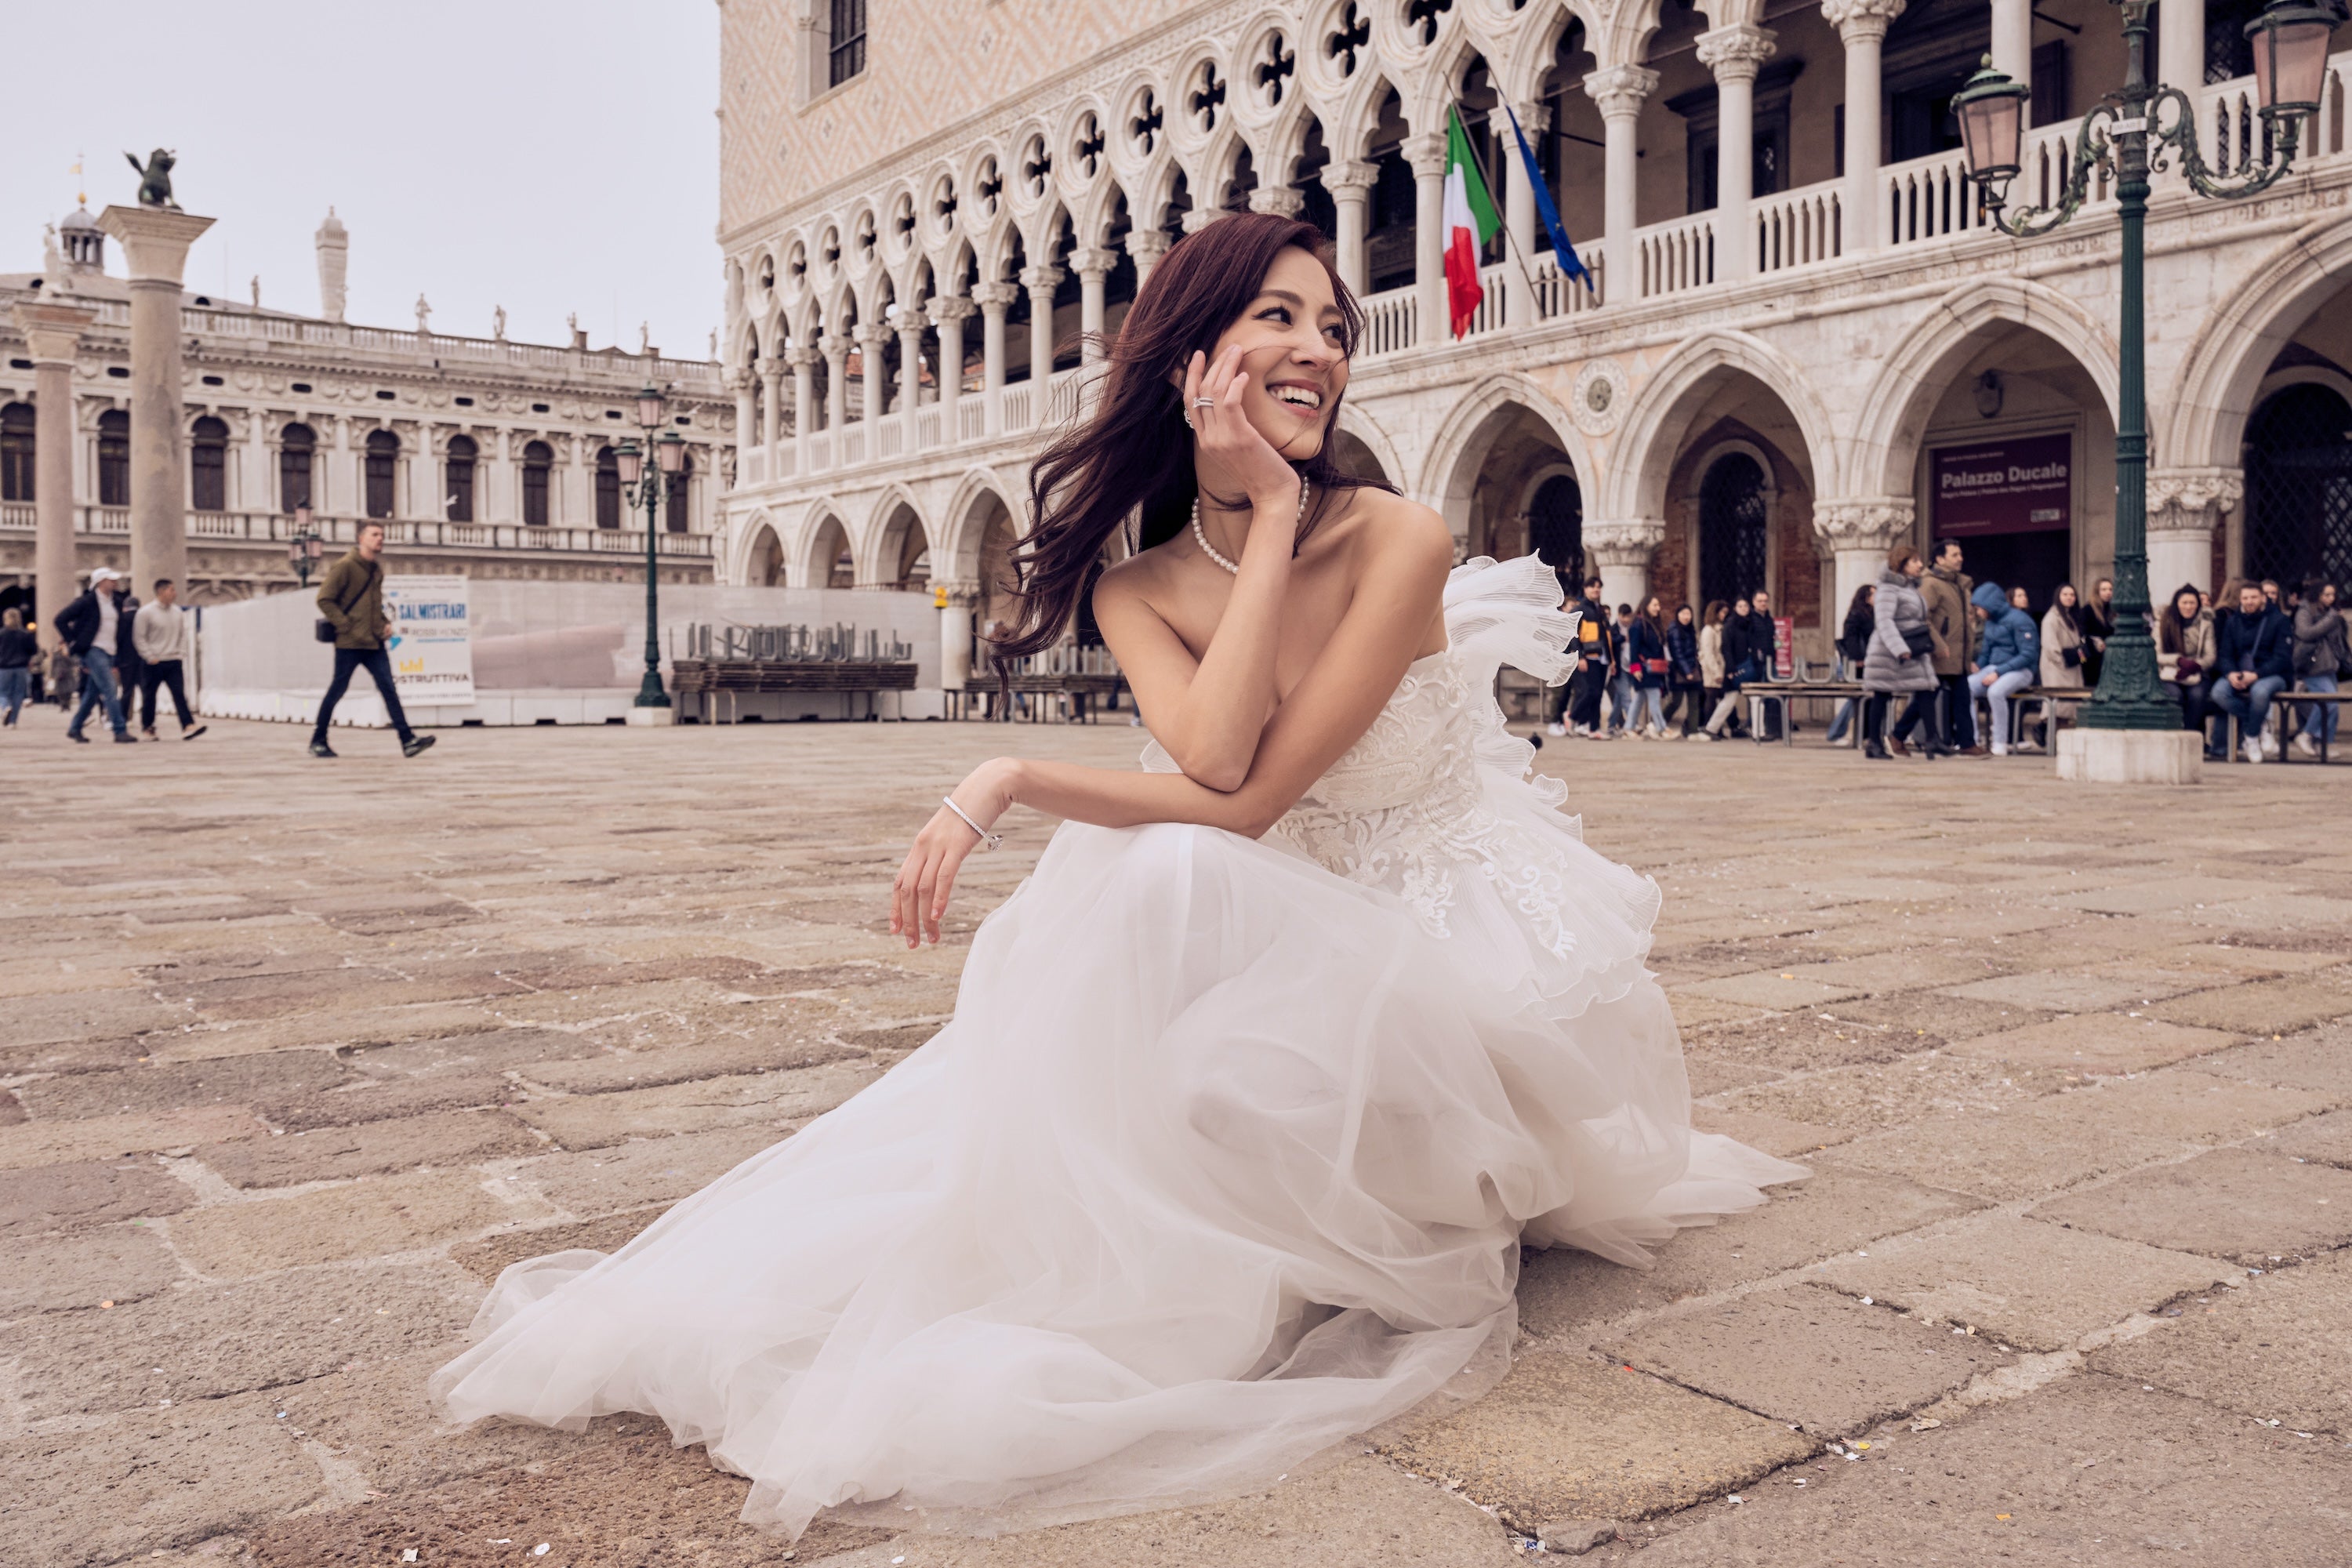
[1453,103,1544,310]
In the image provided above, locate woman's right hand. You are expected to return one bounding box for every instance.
[1183,347,1300,521]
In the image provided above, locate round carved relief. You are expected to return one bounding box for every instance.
[1571,359,1627,437]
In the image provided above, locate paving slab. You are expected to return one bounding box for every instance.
[2193,1022,2352,1102]
[448,1207,666,1281]
[169,1169,533,1277]
[1815,1211,2237,1351]
[1690,1105,1850,1157]
[0,1223,184,1314]
[1685,1012,1922,1073]
[0,1156,194,1238]
[256,1070,521,1131]
[0,1105,267,1171]
[1715,1054,2063,1135]
[16,1049,354,1121]
[1375,1350,1816,1530]
[194,1108,543,1188]
[509,1059,880,1149]
[2149,975,2352,1036]
[2089,1250,2352,1436]
[2,987,198,1050]
[2029,1146,2352,1265]
[1599,1284,2011,1437]
[1671,972,1866,1011]
[514,1122,789,1217]
[1813,990,2056,1046]
[2259,1109,2352,1168]
[1945,1013,2240,1075]
[1630,1372,2352,1567]
[1939,967,2215,1013]
[515,1029,864,1094]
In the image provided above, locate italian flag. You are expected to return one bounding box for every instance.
[1443,107,1501,339]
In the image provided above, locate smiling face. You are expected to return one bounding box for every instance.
[1199,246,1349,461]
[2176,589,2201,620]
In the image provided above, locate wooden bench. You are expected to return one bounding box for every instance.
[670,658,917,724]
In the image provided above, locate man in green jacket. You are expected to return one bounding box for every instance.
[310,522,435,759]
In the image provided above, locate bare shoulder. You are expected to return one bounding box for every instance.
[1093,546,1168,610]
[1336,487,1454,579]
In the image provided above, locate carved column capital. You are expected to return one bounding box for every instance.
[1581,65,1661,121]
[1018,263,1067,295]
[1319,159,1379,196]
[971,281,1020,311]
[2146,467,2244,538]
[1247,187,1306,218]
[927,294,978,324]
[1583,518,1668,566]
[1696,24,1778,82]
[1821,0,1907,46]
[1067,247,1120,280]
[1125,230,1172,264]
[1814,496,1915,549]
[1402,131,1450,178]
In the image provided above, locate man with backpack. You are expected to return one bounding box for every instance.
[310,522,434,760]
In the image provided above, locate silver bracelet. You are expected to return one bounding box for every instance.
[941,796,1002,851]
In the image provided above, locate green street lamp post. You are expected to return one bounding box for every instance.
[1951,0,2341,746]
[614,383,687,719]
[287,503,325,588]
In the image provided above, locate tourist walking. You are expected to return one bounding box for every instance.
[2209,579,2294,762]
[1828,582,1874,746]
[1861,547,1945,759]
[1701,594,1758,739]
[310,522,435,760]
[2292,577,2345,757]
[2157,584,2220,754]
[1740,590,1784,739]
[1666,602,1704,736]
[1605,604,1638,736]
[1627,597,1671,738]
[53,568,136,744]
[1970,581,2041,756]
[0,607,34,728]
[1922,540,1980,753]
[1552,574,1611,737]
[132,579,206,741]
[2038,583,2088,742]
[1692,599,1729,742]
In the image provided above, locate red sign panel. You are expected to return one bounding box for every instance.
[1931,433,2071,537]
[1772,615,1794,679]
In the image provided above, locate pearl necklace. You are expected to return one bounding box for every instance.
[1190,474,1309,575]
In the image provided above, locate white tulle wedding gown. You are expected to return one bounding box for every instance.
[432,554,1806,1539]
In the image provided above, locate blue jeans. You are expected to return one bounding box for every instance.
[1608,672,1636,732]
[68,644,127,737]
[312,646,414,743]
[2209,674,2286,750]
[2300,673,2339,745]
[0,666,26,723]
[1978,668,2036,747]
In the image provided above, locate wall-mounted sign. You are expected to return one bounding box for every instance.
[383,575,474,706]
[1931,432,2071,537]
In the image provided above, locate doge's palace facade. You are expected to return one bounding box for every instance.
[715,0,2352,684]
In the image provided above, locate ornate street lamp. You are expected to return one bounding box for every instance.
[1952,0,2343,747]
[287,503,325,588]
[615,384,685,717]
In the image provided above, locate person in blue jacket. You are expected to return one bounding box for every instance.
[1970,580,2041,755]
[2209,579,2296,762]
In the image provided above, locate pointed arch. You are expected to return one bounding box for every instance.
[1602,329,1838,521]
[1418,372,1599,547]
[2161,216,2352,474]
[939,465,1025,586]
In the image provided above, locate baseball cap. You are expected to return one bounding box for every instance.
[89,568,122,584]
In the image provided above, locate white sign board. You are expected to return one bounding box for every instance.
[383,575,474,706]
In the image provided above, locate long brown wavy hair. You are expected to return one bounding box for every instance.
[989,212,1395,676]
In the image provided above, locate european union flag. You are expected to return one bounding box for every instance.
[1504,104,1594,294]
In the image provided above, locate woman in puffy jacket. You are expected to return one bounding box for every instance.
[1665,602,1704,736]
[1971,579,2042,755]
[1861,546,1946,759]
[2038,582,2088,742]
[1625,596,1671,739]
[2156,583,2219,751]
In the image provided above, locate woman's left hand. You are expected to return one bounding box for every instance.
[891,759,1020,949]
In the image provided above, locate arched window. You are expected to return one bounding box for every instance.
[0,404,33,503]
[190,416,230,511]
[1528,474,1584,583]
[279,423,316,513]
[445,434,477,522]
[665,448,692,533]
[522,440,554,526]
[1697,453,1771,610]
[2244,383,2352,590]
[595,446,621,528]
[97,409,129,506]
[365,430,399,519]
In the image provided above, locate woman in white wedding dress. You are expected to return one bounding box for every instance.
[433,213,1806,1541]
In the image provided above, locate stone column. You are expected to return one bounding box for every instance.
[975,282,1015,435]
[938,579,981,692]
[759,361,783,452]
[97,205,215,593]
[1992,0,2034,92]
[2147,469,2240,598]
[12,302,96,648]
[2158,0,2203,93]
[896,310,928,444]
[1320,162,1377,295]
[1127,230,1171,292]
[1584,519,1667,613]
[789,345,818,437]
[1069,249,1118,362]
[931,296,975,440]
[1697,26,1777,283]
[1824,0,1904,254]
[732,368,759,473]
[1583,67,1659,301]
[1403,131,1450,340]
[822,334,850,435]
[1816,498,1915,637]
[1502,103,1545,323]
[855,322,888,426]
[1019,264,1065,390]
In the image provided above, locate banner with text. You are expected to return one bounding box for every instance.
[383,575,474,706]
[1931,433,2071,536]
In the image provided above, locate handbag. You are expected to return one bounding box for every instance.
[1643,658,1669,677]
[2062,645,2082,668]
[1900,624,1936,658]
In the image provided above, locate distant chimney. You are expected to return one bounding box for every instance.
[315,207,348,324]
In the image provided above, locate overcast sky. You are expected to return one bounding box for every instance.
[2,1,722,358]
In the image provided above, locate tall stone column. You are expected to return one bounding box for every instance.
[759,361,783,452]
[1585,519,1667,612]
[855,322,888,427]
[1991,0,2034,91]
[1824,0,1904,253]
[1698,26,1777,283]
[2158,0,2204,92]
[975,283,1016,435]
[1126,230,1171,292]
[2147,469,2240,598]
[1403,131,1450,341]
[938,579,981,692]
[789,345,818,438]
[931,296,974,440]
[1584,67,1659,301]
[1069,249,1117,362]
[12,302,96,648]
[896,310,928,445]
[731,368,759,475]
[1817,498,1915,637]
[1320,162,1377,295]
[98,205,215,593]
[1501,103,1545,324]
[1019,265,1065,392]
[821,334,850,436]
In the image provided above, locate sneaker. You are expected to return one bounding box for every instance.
[2260,730,2280,759]
[401,733,437,759]
[1545,722,1567,737]
[2293,732,2319,759]
[2242,737,2263,764]
[111,731,138,743]
[1991,742,2010,757]
[67,729,88,743]
[308,740,337,758]
[1692,730,1715,742]
[181,724,207,741]
[1864,739,1891,760]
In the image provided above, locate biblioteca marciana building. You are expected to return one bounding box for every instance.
[712,0,2352,684]
[1,208,731,615]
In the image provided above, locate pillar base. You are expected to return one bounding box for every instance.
[2055,727,2201,785]
[626,705,676,727]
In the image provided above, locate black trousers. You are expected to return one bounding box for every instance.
[1865,689,1942,746]
[312,647,413,743]
[1937,673,1976,749]
[140,659,193,729]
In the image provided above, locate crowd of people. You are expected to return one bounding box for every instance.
[0,568,205,742]
[1541,539,2349,764]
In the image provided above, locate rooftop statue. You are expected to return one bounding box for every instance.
[125,148,180,210]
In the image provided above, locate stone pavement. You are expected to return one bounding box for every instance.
[3,707,2348,1567]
